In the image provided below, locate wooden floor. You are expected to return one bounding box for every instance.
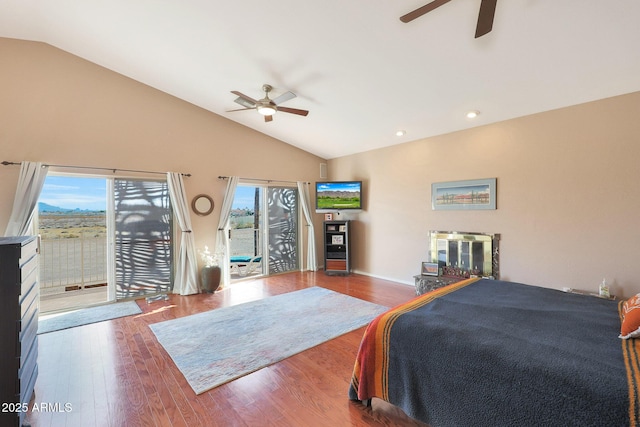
[27,272,428,427]
[40,286,108,314]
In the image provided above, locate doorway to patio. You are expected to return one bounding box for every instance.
[37,174,173,313]
[229,184,299,280]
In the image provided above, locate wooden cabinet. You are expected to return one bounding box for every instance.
[0,236,39,427]
[323,220,351,275]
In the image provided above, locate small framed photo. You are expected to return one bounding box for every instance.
[332,235,344,245]
[421,262,439,276]
[339,225,346,232]
[324,213,333,221]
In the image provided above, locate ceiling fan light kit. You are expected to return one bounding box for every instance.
[257,105,276,116]
[228,83,309,122]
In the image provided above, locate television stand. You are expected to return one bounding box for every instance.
[323,220,351,275]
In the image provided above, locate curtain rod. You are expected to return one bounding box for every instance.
[218,175,308,185]
[2,161,191,177]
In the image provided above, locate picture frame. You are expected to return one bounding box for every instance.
[332,235,344,245]
[432,178,496,210]
[421,262,439,276]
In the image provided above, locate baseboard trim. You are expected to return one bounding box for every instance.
[351,269,414,287]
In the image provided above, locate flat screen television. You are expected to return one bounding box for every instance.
[315,181,362,211]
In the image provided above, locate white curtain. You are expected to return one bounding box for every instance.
[297,181,317,271]
[216,176,239,288]
[4,161,49,236]
[167,172,199,295]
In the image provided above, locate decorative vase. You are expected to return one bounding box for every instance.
[201,265,221,293]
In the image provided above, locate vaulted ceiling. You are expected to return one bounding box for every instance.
[2,1,639,159]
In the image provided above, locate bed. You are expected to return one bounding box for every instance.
[349,277,640,426]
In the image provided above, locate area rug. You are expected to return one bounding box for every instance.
[149,287,389,394]
[38,300,142,334]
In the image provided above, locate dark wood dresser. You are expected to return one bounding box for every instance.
[0,236,39,427]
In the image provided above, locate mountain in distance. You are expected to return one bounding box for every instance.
[38,202,73,212]
[38,202,104,214]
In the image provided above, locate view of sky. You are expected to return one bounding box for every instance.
[317,182,360,193]
[233,186,258,210]
[39,176,107,211]
[434,184,490,197]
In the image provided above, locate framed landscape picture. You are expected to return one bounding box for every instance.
[432,178,496,210]
[421,262,439,276]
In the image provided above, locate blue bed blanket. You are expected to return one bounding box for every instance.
[349,278,640,426]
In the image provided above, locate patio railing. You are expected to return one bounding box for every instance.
[39,236,107,296]
[38,229,259,295]
[230,228,260,257]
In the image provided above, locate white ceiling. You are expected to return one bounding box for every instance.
[2,1,639,159]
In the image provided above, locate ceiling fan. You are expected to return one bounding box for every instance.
[400,0,498,38]
[228,84,309,122]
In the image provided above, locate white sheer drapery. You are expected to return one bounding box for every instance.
[216,176,239,288]
[297,181,317,271]
[4,161,49,236]
[167,172,199,295]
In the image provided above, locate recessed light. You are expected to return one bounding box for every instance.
[396,130,406,137]
[466,110,480,119]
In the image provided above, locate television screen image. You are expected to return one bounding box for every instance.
[316,181,362,210]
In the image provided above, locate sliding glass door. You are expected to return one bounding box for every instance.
[267,187,298,274]
[37,174,173,312]
[229,184,299,279]
[113,179,173,300]
[37,175,109,312]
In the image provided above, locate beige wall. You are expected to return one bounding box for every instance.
[329,91,640,297]
[0,38,326,266]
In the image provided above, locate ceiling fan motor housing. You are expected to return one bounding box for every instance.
[257,84,277,115]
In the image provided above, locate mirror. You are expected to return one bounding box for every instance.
[192,194,214,216]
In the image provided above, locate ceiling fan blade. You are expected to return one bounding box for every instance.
[231,90,258,104]
[226,107,254,112]
[234,98,255,108]
[264,115,273,123]
[475,0,497,38]
[272,91,296,105]
[234,97,256,109]
[278,106,309,117]
[400,0,452,23]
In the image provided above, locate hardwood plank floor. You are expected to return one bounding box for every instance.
[27,272,428,427]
